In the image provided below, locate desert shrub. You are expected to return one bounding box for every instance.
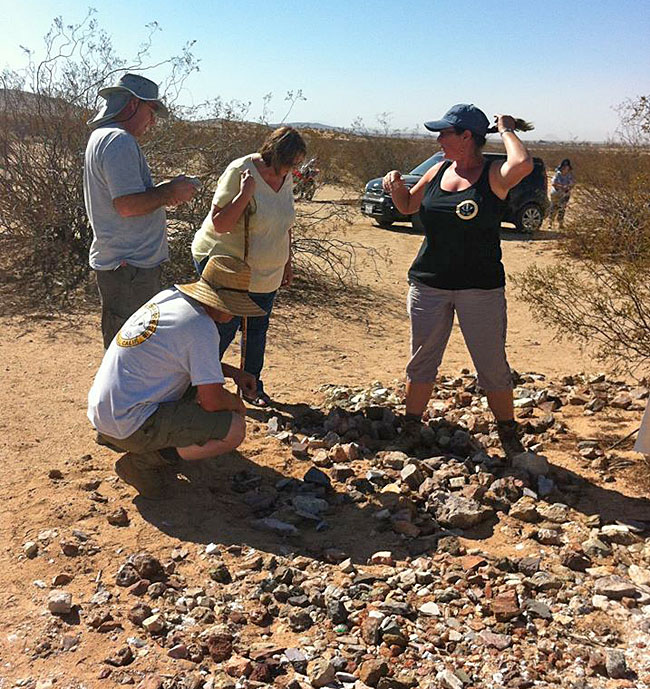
[514,98,650,373]
[0,12,442,312]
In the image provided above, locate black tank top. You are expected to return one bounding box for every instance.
[408,159,507,290]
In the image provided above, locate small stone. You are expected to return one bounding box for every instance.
[629,564,650,587]
[225,655,252,678]
[437,494,494,529]
[436,669,464,689]
[303,467,331,488]
[534,528,563,546]
[23,541,38,558]
[52,573,73,586]
[209,563,233,584]
[250,517,299,536]
[307,658,337,688]
[48,590,73,614]
[512,452,550,477]
[358,659,389,687]
[537,502,569,523]
[594,576,638,600]
[167,644,188,659]
[126,578,150,596]
[491,590,521,621]
[291,441,310,458]
[369,551,394,566]
[128,604,152,626]
[206,633,233,662]
[419,601,441,617]
[48,469,64,480]
[60,539,79,557]
[605,649,628,679]
[142,613,166,634]
[129,552,165,581]
[509,497,539,523]
[479,629,512,650]
[561,548,591,572]
[525,599,552,619]
[104,645,134,667]
[400,464,424,490]
[107,507,130,527]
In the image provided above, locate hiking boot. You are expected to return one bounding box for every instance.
[115,452,168,500]
[497,420,525,460]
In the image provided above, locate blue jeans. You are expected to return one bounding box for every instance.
[195,257,276,394]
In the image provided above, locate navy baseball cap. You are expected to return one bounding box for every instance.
[424,104,490,136]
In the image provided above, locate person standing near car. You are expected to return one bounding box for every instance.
[84,73,198,349]
[383,104,533,459]
[548,158,575,229]
[191,126,306,407]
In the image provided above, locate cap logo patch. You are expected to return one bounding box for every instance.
[456,199,479,221]
[117,303,160,347]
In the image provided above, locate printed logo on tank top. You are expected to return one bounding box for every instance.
[116,303,160,347]
[455,199,479,220]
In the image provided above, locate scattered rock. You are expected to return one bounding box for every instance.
[48,590,73,615]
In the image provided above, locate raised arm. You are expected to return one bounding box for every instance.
[210,170,256,234]
[489,114,534,199]
[382,162,444,215]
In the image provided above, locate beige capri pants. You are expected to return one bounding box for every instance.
[406,279,513,391]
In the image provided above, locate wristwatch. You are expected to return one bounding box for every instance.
[499,128,515,135]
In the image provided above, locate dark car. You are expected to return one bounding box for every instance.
[361,152,549,233]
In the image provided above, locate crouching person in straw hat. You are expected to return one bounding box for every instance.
[87,256,264,500]
[84,73,199,349]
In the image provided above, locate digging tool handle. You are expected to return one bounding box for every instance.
[237,204,252,397]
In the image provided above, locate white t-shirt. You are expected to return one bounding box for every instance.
[191,154,295,293]
[88,289,225,439]
[84,125,167,270]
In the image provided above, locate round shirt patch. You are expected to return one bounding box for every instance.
[117,303,160,347]
[455,199,479,221]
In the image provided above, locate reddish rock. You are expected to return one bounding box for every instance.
[207,633,233,662]
[225,655,253,677]
[358,659,389,687]
[361,616,382,645]
[127,579,151,596]
[490,590,521,621]
[461,555,487,571]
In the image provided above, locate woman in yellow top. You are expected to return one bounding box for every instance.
[192,127,307,406]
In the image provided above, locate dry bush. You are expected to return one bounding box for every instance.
[515,100,650,374]
[0,11,199,306]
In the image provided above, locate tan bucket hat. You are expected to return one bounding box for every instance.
[176,256,266,317]
[87,73,169,130]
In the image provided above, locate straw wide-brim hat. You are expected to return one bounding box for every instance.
[87,72,169,130]
[176,256,266,317]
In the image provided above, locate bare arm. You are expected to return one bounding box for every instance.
[211,170,256,234]
[196,382,246,415]
[489,114,534,199]
[382,162,444,215]
[113,177,197,218]
[221,363,257,397]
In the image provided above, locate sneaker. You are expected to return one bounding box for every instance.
[497,420,525,460]
[115,452,168,500]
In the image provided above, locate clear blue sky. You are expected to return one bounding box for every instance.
[1,0,648,141]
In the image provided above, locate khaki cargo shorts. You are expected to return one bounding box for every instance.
[97,397,233,455]
[406,279,513,391]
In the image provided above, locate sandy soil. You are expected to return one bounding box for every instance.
[0,194,646,685]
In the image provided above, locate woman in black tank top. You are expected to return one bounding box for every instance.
[382,104,534,460]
